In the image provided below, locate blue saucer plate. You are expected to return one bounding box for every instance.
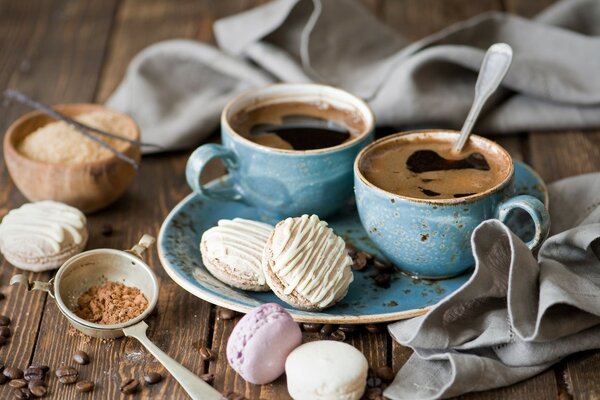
[157,161,547,324]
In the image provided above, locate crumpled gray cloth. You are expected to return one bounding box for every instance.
[385,172,600,399]
[107,0,600,152]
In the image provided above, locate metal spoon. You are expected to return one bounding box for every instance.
[452,43,513,153]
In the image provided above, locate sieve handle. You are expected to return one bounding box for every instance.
[10,275,54,298]
[123,321,222,400]
[128,234,156,259]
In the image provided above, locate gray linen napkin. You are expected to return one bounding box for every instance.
[107,0,600,152]
[384,172,600,400]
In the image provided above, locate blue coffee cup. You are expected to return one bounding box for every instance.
[186,84,375,218]
[354,130,550,278]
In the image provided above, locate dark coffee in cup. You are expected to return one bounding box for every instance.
[359,132,512,200]
[229,101,367,151]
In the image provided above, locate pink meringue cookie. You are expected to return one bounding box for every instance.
[226,303,302,385]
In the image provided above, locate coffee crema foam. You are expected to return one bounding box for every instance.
[229,101,366,151]
[359,134,512,200]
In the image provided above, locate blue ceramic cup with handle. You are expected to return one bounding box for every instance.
[354,130,550,279]
[186,84,375,218]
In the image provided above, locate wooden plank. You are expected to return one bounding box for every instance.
[0,1,119,399]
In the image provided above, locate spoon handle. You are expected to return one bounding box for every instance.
[123,321,222,400]
[453,43,513,153]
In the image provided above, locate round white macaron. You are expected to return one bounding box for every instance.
[285,341,368,400]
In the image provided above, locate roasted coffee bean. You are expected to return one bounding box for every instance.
[365,324,384,334]
[337,324,358,334]
[0,373,7,384]
[373,258,393,272]
[0,315,10,326]
[14,388,32,400]
[200,373,214,385]
[55,366,78,384]
[352,252,368,271]
[76,380,94,393]
[301,323,323,332]
[374,273,391,288]
[29,384,47,397]
[9,379,27,389]
[219,308,236,320]
[367,376,382,388]
[143,372,162,385]
[24,367,44,382]
[330,329,346,341]
[0,293,5,301]
[320,324,336,335]
[376,366,395,382]
[0,326,11,338]
[0,336,7,346]
[4,367,24,380]
[101,224,113,237]
[73,350,90,365]
[27,379,45,390]
[199,346,212,361]
[120,378,139,394]
[222,391,247,400]
[345,242,358,257]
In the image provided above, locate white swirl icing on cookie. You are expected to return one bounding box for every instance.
[202,218,274,284]
[270,214,353,308]
[0,201,86,254]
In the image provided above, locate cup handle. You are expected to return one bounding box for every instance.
[185,144,243,202]
[497,194,550,251]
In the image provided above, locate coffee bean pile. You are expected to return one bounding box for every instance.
[0,314,12,347]
[300,322,385,341]
[361,366,396,400]
[346,242,397,289]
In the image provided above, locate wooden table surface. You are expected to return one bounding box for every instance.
[1,0,598,399]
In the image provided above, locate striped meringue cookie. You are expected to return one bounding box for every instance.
[0,201,88,272]
[200,218,274,292]
[262,214,353,311]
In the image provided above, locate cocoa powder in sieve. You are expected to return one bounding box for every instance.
[73,281,148,325]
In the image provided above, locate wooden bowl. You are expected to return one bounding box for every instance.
[4,103,141,213]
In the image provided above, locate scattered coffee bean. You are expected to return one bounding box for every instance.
[345,242,357,257]
[199,346,212,361]
[55,366,78,384]
[374,273,391,288]
[320,324,336,335]
[219,308,236,320]
[9,379,27,389]
[376,366,395,382]
[222,391,247,400]
[330,329,346,341]
[120,378,139,394]
[143,372,162,385]
[365,324,384,334]
[367,376,382,388]
[373,258,393,272]
[29,384,47,397]
[73,350,90,365]
[4,367,24,380]
[101,224,113,237]
[0,315,10,326]
[0,292,5,301]
[337,324,358,334]
[76,380,95,393]
[0,326,11,338]
[365,387,383,400]
[301,323,323,333]
[0,374,7,384]
[352,252,368,271]
[24,367,44,382]
[27,379,45,390]
[0,336,7,346]
[200,373,214,385]
[14,388,32,400]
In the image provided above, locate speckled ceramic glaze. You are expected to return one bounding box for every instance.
[186,84,374,218]
[158,161,547,323]
[355,131,550,279]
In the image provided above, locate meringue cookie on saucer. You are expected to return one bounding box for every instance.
[0,201,88,272]
[262,214,353,311]
[200,218,274,291]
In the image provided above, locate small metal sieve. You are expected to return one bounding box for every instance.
[11,235,221,400]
